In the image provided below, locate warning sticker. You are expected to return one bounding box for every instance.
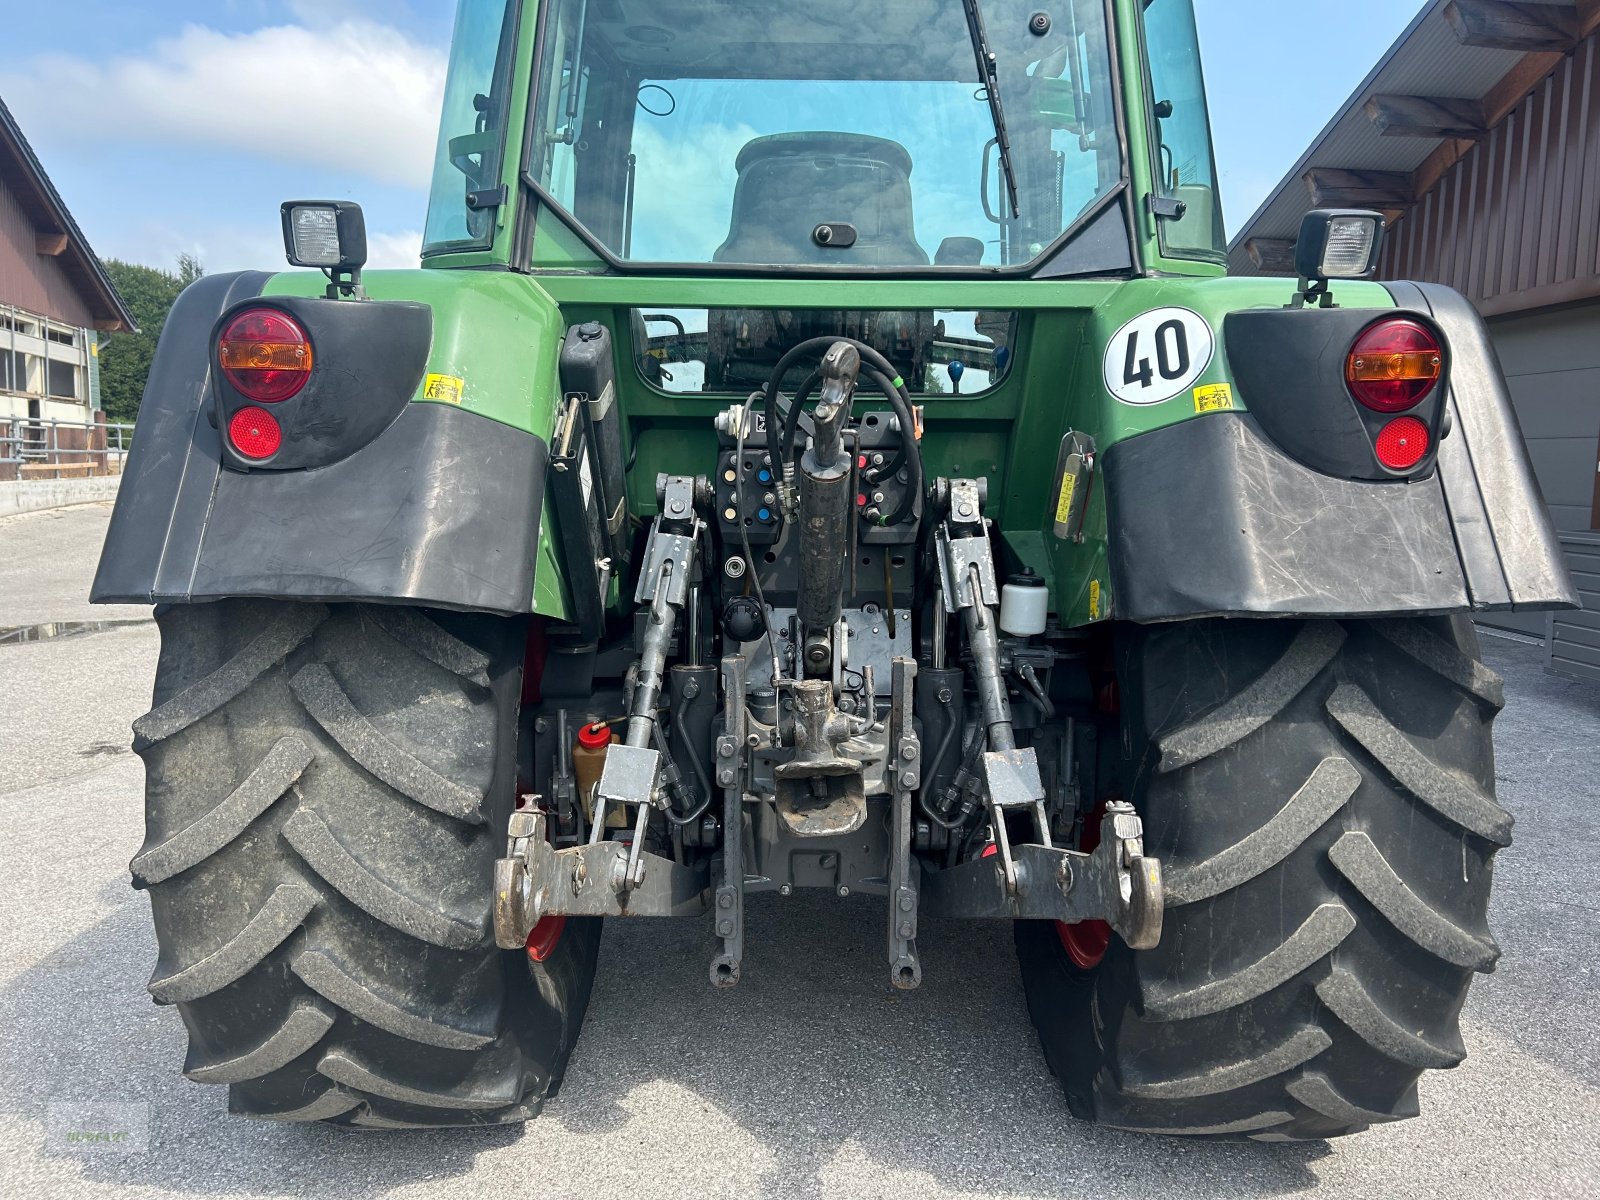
[1054,471,1078,526]
[423,373,465,404]
[1088,579,1102,621]
[1194,383,1234,414]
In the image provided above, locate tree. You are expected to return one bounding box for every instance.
[98,255,204,422]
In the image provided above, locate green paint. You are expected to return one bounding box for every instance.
[251,2,1403,632]
[262,267,571,621]
[264,268,567,435]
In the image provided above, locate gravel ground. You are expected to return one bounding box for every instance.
[0,503,1596,1200]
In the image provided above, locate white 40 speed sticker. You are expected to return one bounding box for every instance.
[1102,307,1215,405]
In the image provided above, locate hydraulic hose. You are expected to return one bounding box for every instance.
[783,371,908,487]
[768,342,923,526]
[762,334,916,460]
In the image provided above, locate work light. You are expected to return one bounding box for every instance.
[1294,209,1383,282]
[280,201,368,271]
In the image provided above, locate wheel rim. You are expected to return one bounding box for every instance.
[526,916,567,962]
[1056,798,1112,970]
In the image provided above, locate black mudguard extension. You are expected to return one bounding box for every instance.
[92,272,548,615]
[1105,282,1577,623]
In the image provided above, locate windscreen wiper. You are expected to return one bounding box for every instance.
[963,0,1021,220]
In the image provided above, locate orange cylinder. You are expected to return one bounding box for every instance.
[572,723,622,826]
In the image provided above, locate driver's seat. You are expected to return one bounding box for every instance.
[713,132,928,266]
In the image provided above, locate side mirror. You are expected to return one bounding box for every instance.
[281,201,368,297]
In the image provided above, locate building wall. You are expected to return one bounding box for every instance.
[1,303,93,424]
[1491,303,1600,536]
[1479,303,1600,640]
[1,169,97,428]
[1554,533,1600,679]
[0,172,95,330]
[1371,33,1600,647]
[1377,33,1600,319]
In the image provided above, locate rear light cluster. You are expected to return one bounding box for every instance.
[218,308,313,461]
[1346,318,1443,473]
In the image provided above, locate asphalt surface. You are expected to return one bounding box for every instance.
[1,501,1597,1200]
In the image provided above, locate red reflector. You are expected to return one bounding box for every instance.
[219,308,313,402]
[229,407,283,459]
[1347,318,1442,412]
[1375,416,1431,471]
[525,915,567,962]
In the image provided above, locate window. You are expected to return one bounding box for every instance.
[634,308,1017,395]
[47,358,80,401]
[526,0,1123,270]
[47,327,77,347]
[423,0,520,254]
[1,352,40,396]
[1141,0,1226,261]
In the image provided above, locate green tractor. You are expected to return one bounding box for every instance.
[95,0,1575,1138]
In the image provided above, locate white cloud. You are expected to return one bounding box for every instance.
[1,19,442,188]
[366,230,423,270]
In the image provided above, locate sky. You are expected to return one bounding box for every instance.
[0,0,1429,276]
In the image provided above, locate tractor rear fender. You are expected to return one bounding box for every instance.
[92,271,553,616]
[1104,281,1578,622]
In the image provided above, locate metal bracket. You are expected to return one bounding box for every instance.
[980,746,1051,895]
[596,743,662,811]
[594,743,665,890]
[919,801,1163,949]
[887,656,922,990]
[981,747,1045,808]
[710,655,748,987]
[936,529,1000,612]
[635,531,698,607]
[494,808,710,945]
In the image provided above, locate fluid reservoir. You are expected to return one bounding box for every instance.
[1000,570,1049,637]
[572,722,619,824]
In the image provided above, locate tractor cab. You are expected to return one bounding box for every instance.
[426,0,1226,389]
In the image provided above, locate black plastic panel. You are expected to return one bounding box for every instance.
[1223,306,1449,481]
[96,401,547,614]
[214,294,432,472]
[1385,281,1579,613]
[1105,412,1469,622]
[1104,389,1576,623]
[95,271,271,605]
[94,271,546,616]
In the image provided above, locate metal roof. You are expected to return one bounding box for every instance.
[1228,0,1578,275]
[0,93,137,333]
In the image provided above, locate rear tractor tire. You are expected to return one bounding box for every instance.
[130,600,600,1128]
[1017,616,1509,1140]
